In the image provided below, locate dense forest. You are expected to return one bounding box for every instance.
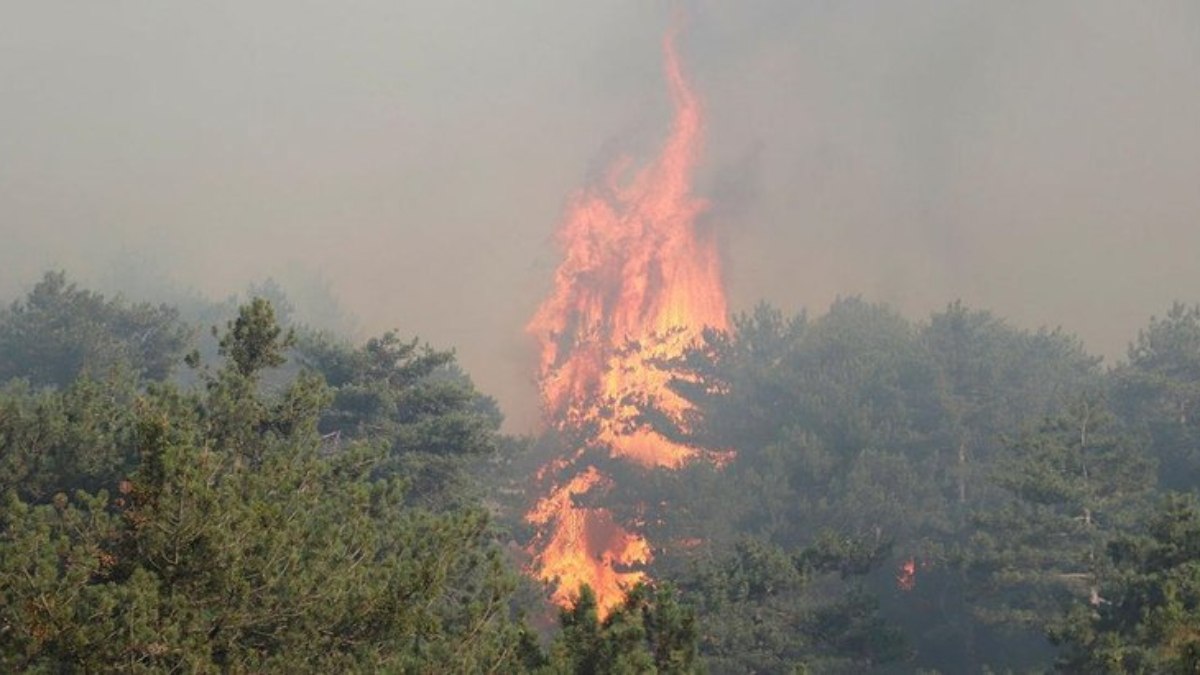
[3,270,1200,673]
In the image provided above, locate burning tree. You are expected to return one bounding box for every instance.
[524,23,728,616]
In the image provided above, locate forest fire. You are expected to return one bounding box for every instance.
[525,24,728,617]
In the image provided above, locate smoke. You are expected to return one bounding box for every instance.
[3,1,1200,429]
[687,1,1200,360]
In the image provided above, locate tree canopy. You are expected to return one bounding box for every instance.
[5,274,1200,673]
[0,272,190,388]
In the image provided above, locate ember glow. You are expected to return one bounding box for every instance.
[525,24,728,616]
[897,557,918,592]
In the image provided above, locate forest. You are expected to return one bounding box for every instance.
[1,270,1198,673]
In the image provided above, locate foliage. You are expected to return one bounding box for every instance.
[0,271,191,387]
[547,583,699,675]
[0,373,141,504]
[675,538,905,674]
[634,298,1113,671]
[964,400,1155,632]
[7,271,1200,673]
[923,301,1102,509]
[1052,494,1200,673]
[0,298,534,672]
[1112,302,1200,491]
[297,331,500,456]
[216,297,294,377]
[297,330,502,509]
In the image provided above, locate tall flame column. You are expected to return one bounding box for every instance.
[525,25,728,616]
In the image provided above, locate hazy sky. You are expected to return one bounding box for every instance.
[3,2,1200,430]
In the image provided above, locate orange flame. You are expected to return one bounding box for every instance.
[525,23,727,617]
[525,467,652,611]
[897,557,918,592]
[527,24,726,468]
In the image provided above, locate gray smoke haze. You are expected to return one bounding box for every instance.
[3,1,1200,431]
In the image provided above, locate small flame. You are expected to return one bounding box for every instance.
[525,22,728,617]
[897,557,918,592]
